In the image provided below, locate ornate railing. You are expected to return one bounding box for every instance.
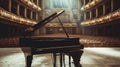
[18,0,41,12]
[0,7,37,26]
[81,9,120,26]
[81,0,103,12]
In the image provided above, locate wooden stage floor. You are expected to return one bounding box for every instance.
[0,48,120,67]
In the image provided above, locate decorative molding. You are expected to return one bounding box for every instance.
[81,0,103,12]
[17,0,41,12]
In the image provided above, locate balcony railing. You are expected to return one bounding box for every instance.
[0,7,37,26]
[81,9,120,26]
[80,0,103,12]
[18,0,41,12]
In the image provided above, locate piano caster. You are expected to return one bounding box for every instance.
[26,55,33,67]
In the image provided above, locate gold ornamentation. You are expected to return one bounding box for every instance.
[20,0,41,12]
[81,0,103,11]
[81,9,120,26]
[0,7,37,26]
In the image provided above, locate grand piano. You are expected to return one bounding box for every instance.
[20,10,84,67]
[0,10,84,67]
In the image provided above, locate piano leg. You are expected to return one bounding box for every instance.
[26,55,33,67]
[67,49,83,67]
[63,53,66,67]
[53,53,57,67]
[69,55,71,67]
[60,52,63,67]
[21,47,33,67]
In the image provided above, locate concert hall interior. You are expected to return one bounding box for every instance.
[0,0,120,67]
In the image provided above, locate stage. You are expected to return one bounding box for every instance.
[0,48,120,67]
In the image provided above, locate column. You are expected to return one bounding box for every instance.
[24,8,27,18]
[30,11,33,19]
[36,0,39,6]
[90,11,92,19]
[83,0,86,5]
[103,5,106,15]
[9,0,11,12]
[36,13,39,21]
[84,13,86,21]
[111,0,114,11]
[96,8,98,17]
[17,4,20,15]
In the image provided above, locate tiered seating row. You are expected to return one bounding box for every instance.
[80,36,120,47]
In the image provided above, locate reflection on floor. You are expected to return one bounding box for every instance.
[0,48,120,67]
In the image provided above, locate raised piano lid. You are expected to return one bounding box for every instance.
[24,10,65,33]
[33,10,65,31]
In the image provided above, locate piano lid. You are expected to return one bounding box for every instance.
[25,10,65,33]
